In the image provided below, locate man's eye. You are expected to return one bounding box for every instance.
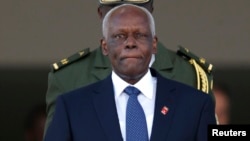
[135,33,148,39]
[114,34,126,39]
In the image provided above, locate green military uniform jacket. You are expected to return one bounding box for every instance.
[44,42,214,133]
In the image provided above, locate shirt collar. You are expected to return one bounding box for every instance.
[112,69,155,99]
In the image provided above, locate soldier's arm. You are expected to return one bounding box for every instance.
[177,45,218,124]
[44,72,65,135]
[44,48,91,136]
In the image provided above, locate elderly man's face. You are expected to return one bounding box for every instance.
[101,7,157,84]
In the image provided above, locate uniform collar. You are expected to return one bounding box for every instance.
[94,47,111,68]
[152,42,174,70]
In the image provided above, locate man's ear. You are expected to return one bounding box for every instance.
[101,38,108,56]
[152,36,158,54]
[97,6,103,19]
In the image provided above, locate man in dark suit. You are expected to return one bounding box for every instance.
[44,4,216,141]
[44,0,214,134]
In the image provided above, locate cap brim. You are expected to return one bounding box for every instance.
[99,0,150,5]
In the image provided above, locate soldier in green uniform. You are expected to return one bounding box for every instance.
[44,0,214,135]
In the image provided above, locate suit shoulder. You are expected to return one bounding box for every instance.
[50,48,90,72]
[176,45,213,74]
[62,77,106,99]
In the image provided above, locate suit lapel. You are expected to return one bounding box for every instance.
[150,71,179,141]
[92,76,123,141]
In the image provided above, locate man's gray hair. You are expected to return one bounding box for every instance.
[102,3,156,39]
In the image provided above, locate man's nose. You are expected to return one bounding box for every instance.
[125,36,137,49]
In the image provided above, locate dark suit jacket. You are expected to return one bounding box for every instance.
[44,43,214,133]
[44,69,216,141]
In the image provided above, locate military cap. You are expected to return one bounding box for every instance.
[99,0,152,5]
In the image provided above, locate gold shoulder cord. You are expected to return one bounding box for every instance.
[189,59,209,94]
[190,59,219,124]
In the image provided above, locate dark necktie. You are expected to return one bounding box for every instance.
[124,86,148,141]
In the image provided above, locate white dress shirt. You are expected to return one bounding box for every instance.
[112,69,157,141]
